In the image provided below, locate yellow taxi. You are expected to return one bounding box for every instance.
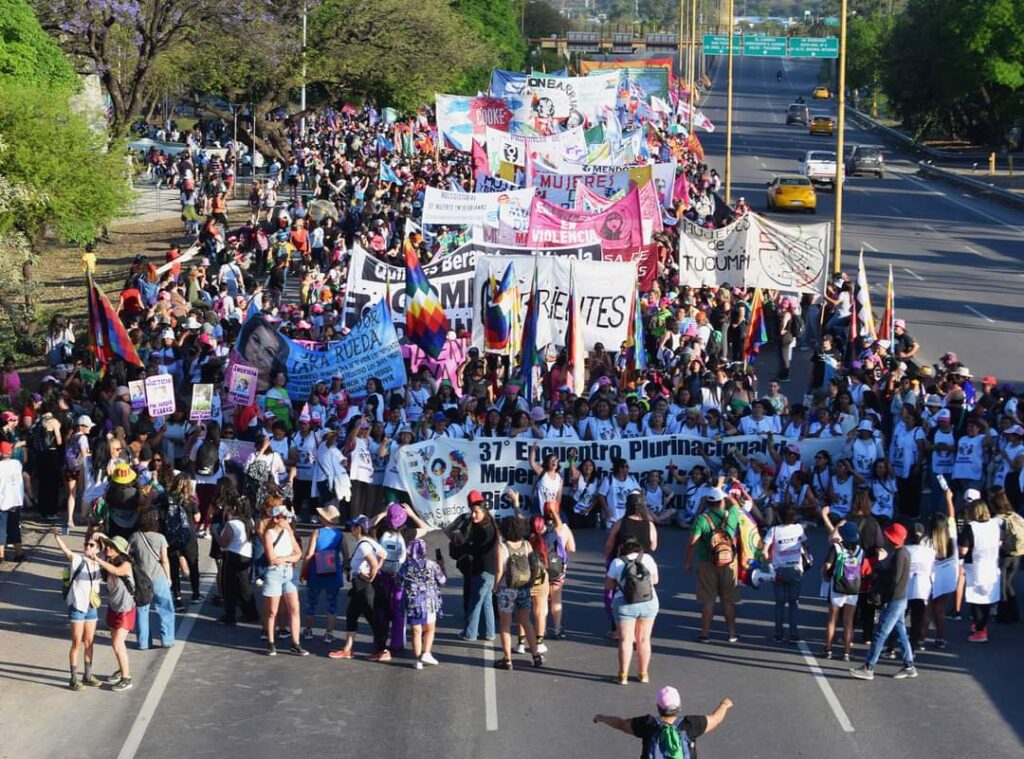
[766,175,817,213]
[812,86,830,99]
[809,114,835,136]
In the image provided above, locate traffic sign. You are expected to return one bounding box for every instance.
[824,17,840,26]
[742,36,787,57]
[702,34,739,56]
[789,37,839,58]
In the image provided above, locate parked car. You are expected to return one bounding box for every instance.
[766,175,817,213]
[845,144,885,178]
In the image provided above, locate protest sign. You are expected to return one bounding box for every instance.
[342,242,601,336]
[398,433,849,529]
[435,94,512,152]
[128,380,147,411]
[601,244,659,291]
[489,71,619,133]
[527,186,644,251]
[221,439,255,469]
[650,161,677,209]
[475,174,520,193]
[189,384,214,421]
[471,254,635,351]
[227,363,259,406]
[745,216,830,294]
[531,165,633,209]
[484,126,588,174]
[421,186,536,227]
[677,216,752,288]
[144,374,175,417]
[333,299,407,392]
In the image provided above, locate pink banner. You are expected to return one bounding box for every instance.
[527,186,644,251]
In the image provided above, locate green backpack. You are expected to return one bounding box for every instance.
[649,718,695,759]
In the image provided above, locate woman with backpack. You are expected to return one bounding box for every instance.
[188,420,226,535]
[604,491,658,640]
[990,487,1022,624]
[821,522,863,661]
[52,529,103,691]
[370,502,427,654]
[94,534,137,692]
[517,515,553,656]
[129,509,176,650]
[493,515,544,671]
[163,474,202,610]
[543,502,575,639]
[299,504,345,643]
[606,535,660,685]
[399,538,446,669]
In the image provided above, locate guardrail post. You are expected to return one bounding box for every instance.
[989,152,996,175]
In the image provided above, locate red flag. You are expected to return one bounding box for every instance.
[685,131,704,161]
[471,139,489,183]
[86,271,142,367]
[877,265,894,342]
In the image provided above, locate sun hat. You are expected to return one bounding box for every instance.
[105,535,132,557]
[110,463,137,485]
[839,522,861,545]
[857,420,873,432]
[656,686,681,711]
[346,515,371,531]
[883,522,907,549]
[161,328,175,340]
[936,409,951,421]
[316,504,341,526]
[963,488,983,503]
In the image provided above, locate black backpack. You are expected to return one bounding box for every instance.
[545,529,566,580]
[195,439,220,476]
[621,554,654,604]
[505,542,533,589]
[122,565,154,607]
[30,421,56,457]
[789,312,805,338]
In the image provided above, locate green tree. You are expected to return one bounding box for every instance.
[0,0,78,90]
[0,82,131,342]
[451,0,526,92]
[846,14,889,114]
[525,0,568,38]
[883,0,1024,147]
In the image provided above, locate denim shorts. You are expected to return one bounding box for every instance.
[497,586,532,614]
[262,563,297,598]
[68,606,98,622]
[613,597,660,621]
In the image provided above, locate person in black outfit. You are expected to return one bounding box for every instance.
[447,490,497,641]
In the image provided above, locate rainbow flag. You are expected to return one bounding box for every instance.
[743,288,767,363]
[624,285,647,372]
[403,237,448,359]
[565,265,585,396]
[483,262,516,354]
[86,270,142,367]
[518,264,542,403]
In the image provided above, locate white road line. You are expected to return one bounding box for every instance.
[903,173,1024,232]
[923,223,937,233]
[484,643,498,731]
[796,641,855,733]
[117,577,216,759]
[888,204,901,213]
[965,305,996,324]
[861,241,879,252]
[902,267,925,281]
[964,245,983,256]
[760,162,767,169]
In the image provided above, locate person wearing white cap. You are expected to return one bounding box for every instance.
[925,408,957,516]
[685,486,742,643]
[993,423,1024,501]
[850,419,884,478]
[64,415,96,529]
[951,416,987,507]
[153,327,183,380]
[592,684,733,756]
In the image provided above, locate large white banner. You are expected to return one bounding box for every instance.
[343,242,602,336]
[491,71,621,134]
[398,433,849,528]
[485,126,588,174]
[678,215,830,294]
[471,254,635,352]
[421,186,536,227]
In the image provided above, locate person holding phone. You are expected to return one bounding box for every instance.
[52,529,102,690]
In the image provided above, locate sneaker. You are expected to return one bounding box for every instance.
[638,672,650,684]
[968,630,988,644]
[949,612,962,621]
[413,660,424,670]
[493,658,513,670]
[514,643,526,655]
[107,671,123,686]
[550,627,566,640]
[820,649,833,659]
[893,666,918,679]
[934,638,948,650]
[289,643,310,657]
[727,634,740,643]
[190,593,205,604]
[420,652,439,666]
[914,642,925,652]
[695,635,711,644]
[849,666,874,681]
[266,643,277,657]
[368,650,392,662]
[111,677,133,692]
[68,676,82,691]
[328,648,353,660]
[536,643,549,655]
[302,627,314,641]
[323,632,335,644]
[532,654,544,668]
[842,651,851,662]
[614,672,627,685]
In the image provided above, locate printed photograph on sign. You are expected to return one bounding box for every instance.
[144,374,176,417]
[190,384,214,421]
[128,379,147,411]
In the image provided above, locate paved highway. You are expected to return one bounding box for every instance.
[700,56,1024,387]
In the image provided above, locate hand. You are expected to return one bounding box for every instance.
[721,697,734,710]
[50,526,60,536]
[592,715,604,725]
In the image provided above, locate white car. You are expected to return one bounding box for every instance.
[798,150,839,186]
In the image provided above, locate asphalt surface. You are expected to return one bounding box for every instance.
[700,56,1024,387]
[3,519,1023,759]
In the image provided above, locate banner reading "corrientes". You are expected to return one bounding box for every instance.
[397,433,849,528]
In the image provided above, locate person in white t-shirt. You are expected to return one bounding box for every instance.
[596,459,641,526]
[762,505,807,642]
[329,515,387,661]
[52,529,103,690]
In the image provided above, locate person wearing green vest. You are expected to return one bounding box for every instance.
[684,486,742,643]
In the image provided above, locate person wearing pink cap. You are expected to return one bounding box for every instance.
[592,684,733,756]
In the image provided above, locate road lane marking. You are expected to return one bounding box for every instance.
[964,245,983,256]
[924,223,937,233]
[965,305,995,324]
[903,173,1024,232]
[484,643,498,731]
[796,641,855,733]
[862,241,878,252]
[760,162,767,169]
[117,576,216,759]
[888,204,901,213]
[902,267,925,281]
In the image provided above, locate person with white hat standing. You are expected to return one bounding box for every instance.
[64,415,95,529]
[593,685,733,756]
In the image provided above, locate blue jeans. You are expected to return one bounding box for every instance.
[773,576,801,637]
[136,576,176,649]
[864,598,913,669]
[462,571,495,640]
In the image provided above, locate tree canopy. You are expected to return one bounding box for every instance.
[0,0,78,90]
